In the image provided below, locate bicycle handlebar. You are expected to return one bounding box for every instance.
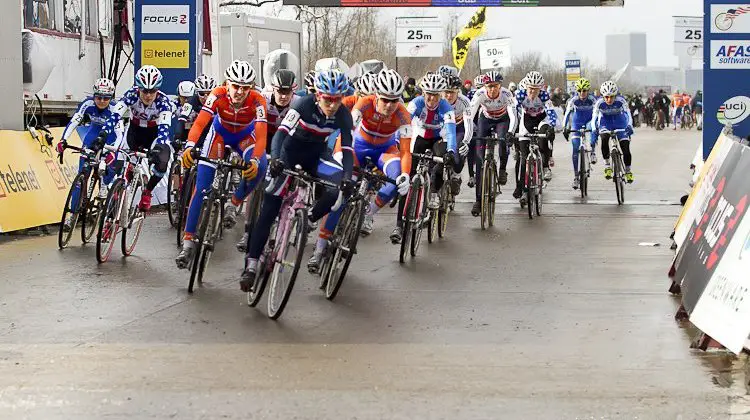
[412,152,444,164]
[195,155,248,171]
[58,143,99,164]
[281,167,339,189]
[353,166,396,185]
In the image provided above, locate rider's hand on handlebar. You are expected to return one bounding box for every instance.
[55,141,66,155]
[269,158,285,178]
[458,141,469,157]
[242,158,259,181]
[340,178,355,198]
[563,128,571,141]
[444,150,457,166]
[395,173,410,196]
[180,146,194,169]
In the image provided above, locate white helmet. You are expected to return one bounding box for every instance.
[524,71,544,88]
[473,75,484,89]
[357,73,377,96]
[93,78,115,96]
[420,73,447,94]
[135,65,163,90]
[178,81,196,97]
[375,69,404,99]
[194,74,217,93]
[508,82,517,92]
[224,60,256,86]
[600,80,619,97]
[518,77,528,91]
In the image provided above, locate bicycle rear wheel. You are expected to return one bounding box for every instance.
[121,175,147,256]
[399,180,419,264]
[427,206,437,244]
[59,172,86,249]
[188,197,213,293]
[411,178,428,257]
[438,185,449,238]
[81,172,101,244]
[488,160,497,227]
[177,168,196,248]
[267,208,308,320]
[167,161,182,228]
[326,200,365,300]
[526,159,535,220]
[96,179,125,263]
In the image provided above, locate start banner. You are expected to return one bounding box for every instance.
[0,128,83,233]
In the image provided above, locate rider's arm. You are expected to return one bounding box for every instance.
[61,99,93,141]
[351,96,369,129]
[591,98,603,133]
[439,100,457,153]
[101,87,138,137]
[562,97,574,130]
[336,109,355,181]
[461,98,474,144]
[272,107,301,160]
[619,96,634,127]
[507,91,519,135]
[251,94,268,160]
[174,102,193,141]
[540,91,557,128]
[153,95,174,145]
[467,90,483,123]
[396,105,413,173]
[187,89,221,148]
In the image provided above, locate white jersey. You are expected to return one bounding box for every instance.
[448,94,473,145]
[514,90,557,136]
[469,87,516,120]
[262,91,298,132]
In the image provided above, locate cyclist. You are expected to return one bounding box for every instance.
[467,70,517,217]
[343,72,376,111]
[444,75,473,196]
[562,78,597,189]
[593,80,634,184]
[174,81,200,142]
[262,69,299,154]
[240,69,355,292]
[691,90,703,131]
[392,73,457,244]
[96,65,174,212]
[175,60,269,268]
[508,82,518,94]
[671,90,684,130]
[307,69,412,272]
[513,71,557,203]
[55,78,123,229]
[437,65,459,79]
[298,70,316,96]
[402,77,419,103]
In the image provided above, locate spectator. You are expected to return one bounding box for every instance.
[550,87,565,108]
[402,77,419,103]
[462,79,472,96]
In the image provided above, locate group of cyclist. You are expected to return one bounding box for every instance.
[56,58,637,294]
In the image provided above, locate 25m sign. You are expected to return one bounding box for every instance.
[141,5,189,34]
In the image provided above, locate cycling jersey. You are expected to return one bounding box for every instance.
[515,89,557,135]
[592,95,633,135]
[188,86,267,160]
[407,96,457,153]
[468,87,516,122]
[101,86,174,146]
[562,93,596,131]
[448,93,474,145]
[672,94,685,108]
[351,95,413,174]
[342,95,359,112]
[174,95,203,142]
[262,91,297,138]
[61,97,124,148]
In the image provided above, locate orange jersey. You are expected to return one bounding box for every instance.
[188,86,267,159]
[352,95,413,173]
[342,95,359,112]
[672,94,685,108]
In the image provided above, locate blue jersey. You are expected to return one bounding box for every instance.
[563,93,596,130]
[101,86,174,145]
[61,97,121,147]
[406,96,457,153]
[592,95,632,133]
[273,94,354,179]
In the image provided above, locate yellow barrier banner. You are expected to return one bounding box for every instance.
[0,128,83,233]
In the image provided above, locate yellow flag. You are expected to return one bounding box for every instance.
[452,7,487,71]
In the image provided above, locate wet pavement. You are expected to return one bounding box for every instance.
[0,128,744,419]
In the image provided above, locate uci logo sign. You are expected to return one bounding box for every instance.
[717,96,750,125]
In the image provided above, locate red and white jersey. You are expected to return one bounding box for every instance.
[468,87,516,120]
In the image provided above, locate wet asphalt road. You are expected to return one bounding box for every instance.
[0,128,744,419]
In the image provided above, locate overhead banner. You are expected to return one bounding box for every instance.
[134,0,201,95]
[703,1,750,159]
[564,57,582,93]
[395,17,444,58]
[478,38,512,70]
[284,0,622,5]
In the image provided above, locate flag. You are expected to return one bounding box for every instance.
[452,7,487,71]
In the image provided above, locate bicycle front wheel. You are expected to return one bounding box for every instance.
[96,179,125,263]
[188,198,216,293]
[526,159,535,220]
[59,172,87,249]
[326,199,365,300]
[438,185,449,238]
[578,147,587,198]
[480,161,491,230]
[399,183,419,264]
[248,222,276,307]
[81,171,101,244]
[167,161,182,228]
[488,160,497,227]
[121,175,147,256]
[411,177,429,257]
[177,167,196,248]
[267,208,308,320]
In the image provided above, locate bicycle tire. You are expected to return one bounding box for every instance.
[411,176,429,258]
[535,158,543,216]
[613,151,625,205]
[59,172,87,249]
[247,222,276,307]
[579,147,587,198]
[167,161,181,228]
[240,186,264,253]
[121,175,147,257]
[96,179,125,263]
[488,160,497,227]
[437,184,449,238]
[177,168,196,248]
[267,208,308,320]
[326,199,366,300]
[427,207,437,244]
[188,197,213,293]
[480,161,491,230]
[399,180,419,264]
[526,159,535,220]
[196,200,222,286]
[81,171,101,244]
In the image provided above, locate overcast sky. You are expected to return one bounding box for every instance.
[264,0,703,67]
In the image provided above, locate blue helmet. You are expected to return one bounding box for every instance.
[484,70,503,84]
[314,70,349,95]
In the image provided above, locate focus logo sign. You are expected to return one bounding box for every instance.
[141,5,189,34]
[717,96,750,125]
[710,40,750,69]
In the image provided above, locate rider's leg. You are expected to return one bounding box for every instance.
[311,152,344,222]
[182,135,224,242]
[571,134,581,174]
[620,138,632,171]
[396,136,428,229]
[495,119,510,172]
[467,136,476,179]
[231,144,269,205]
[473,136,487,203]
[517,139,530,193]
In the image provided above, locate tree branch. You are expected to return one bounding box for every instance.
[219,0,280,7]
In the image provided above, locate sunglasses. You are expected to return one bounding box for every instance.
[319,94,343,103]
[379,97,400,104]
[140,88,157,95]
[604,95,616,99]
[197,91,210,97]
[229,83,253,91]
[577,89,589,93]
[94,95,112,101]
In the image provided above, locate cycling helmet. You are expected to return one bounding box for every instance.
[93,78,115,97]
[575,78,591,92]
[375,69,404,99]
[357,72,377,95]
[178,81,196,97]
[224,60,256,86]
[304,70,317,91]
[473,75,485,89]
[524,71,544,88]
[484,70,504,84]
[437,65,458,78]
[314,69,349,95]
[600,80,619,97]
[135,65,163,90]
[508,82,517,92]
[194,74,217,93]
[518,77,528,91]
[271,69,296,90]
[446,75,462,91]
[420,73,447,94]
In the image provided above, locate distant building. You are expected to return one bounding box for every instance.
[605,33,647,71]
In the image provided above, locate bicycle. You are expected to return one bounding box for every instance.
[318,161,394,300]
[570,127,593,198]
[247,166,340,319]
[236,178,266,254]
[186,147,248,293]
[600,128,628,205]
[428,150,456,240]
[166,139,186,229]
[400,151,442,264]
[57,144,107,249]
[519,132,546,219]
[176,164,197,248]
[95,145,149,263]
[474,134,501,230]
